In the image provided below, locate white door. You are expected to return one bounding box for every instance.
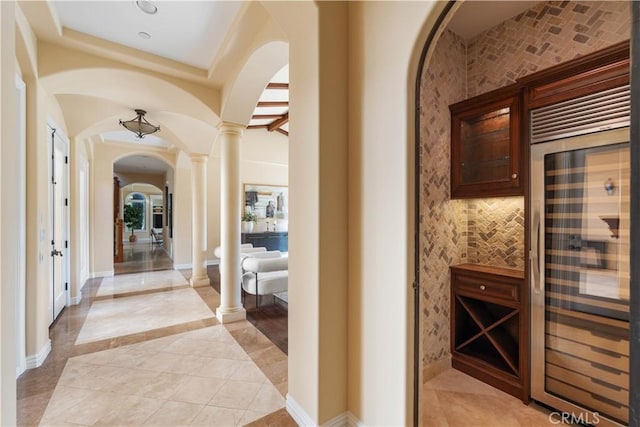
[50,126,69,323]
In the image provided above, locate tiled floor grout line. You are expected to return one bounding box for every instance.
[18,267,291,427]
[92,283,190,301]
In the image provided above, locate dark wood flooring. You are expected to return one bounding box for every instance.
[207,265,288,355]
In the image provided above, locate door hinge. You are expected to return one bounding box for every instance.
[65,240,68,249]
[65,282,68,291]
[65,198,68,206]
[65,156,68,164]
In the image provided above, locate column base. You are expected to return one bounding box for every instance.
[216,307,247,324]
[190,275,210,287]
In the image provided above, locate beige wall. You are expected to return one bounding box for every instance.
[115,171,165,190]
[0,2,18,423]
[348,2,444,424]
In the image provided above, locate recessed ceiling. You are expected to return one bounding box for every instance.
[447,1,541,40]
[53,1,244,69]
[114,155,170,175]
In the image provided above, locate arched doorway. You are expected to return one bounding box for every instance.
[113,154,174,274]
[415,1,634,424]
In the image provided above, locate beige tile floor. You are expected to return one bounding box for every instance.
[96,270,188,297]
[424,369,555,426]
[75,288,215,345]
[41,326,284,426]
[33,270,287,427]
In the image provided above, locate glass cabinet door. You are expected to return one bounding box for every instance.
[450,95,521,198]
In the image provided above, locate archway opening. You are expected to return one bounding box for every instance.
[416,1,632,424]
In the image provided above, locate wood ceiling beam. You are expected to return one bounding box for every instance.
[268,112,289,132]
[266,82,289,89]
[276,128,289,136]
[257,101,288,107]
[247,124,269,129]
[251,114,284,119]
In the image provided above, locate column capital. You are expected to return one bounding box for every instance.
[217,121,246,136]
[189,153,208,163]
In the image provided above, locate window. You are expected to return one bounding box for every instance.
[124,192,146,232]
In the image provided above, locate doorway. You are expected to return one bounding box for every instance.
[49,124,69,324]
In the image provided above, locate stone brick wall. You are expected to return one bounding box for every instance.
[419,0,629,381]
[419,28,467,372]
[467,0,630,97]
[466,197,526,269]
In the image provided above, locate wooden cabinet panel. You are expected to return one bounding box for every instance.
[450,264,528,402]
[450,89,523,198]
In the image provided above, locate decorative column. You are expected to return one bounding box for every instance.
[216,122,246,323]
[189,154,210,287]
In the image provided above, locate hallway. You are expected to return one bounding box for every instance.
[114,241,173,275]
[17,269,288,426]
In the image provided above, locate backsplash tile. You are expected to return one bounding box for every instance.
[465,198,525,269]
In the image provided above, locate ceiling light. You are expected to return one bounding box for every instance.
[135,0,157,15]
[138,31,151,39]
[119,109,160,139]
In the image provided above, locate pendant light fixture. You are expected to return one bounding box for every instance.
[119,109,160,139]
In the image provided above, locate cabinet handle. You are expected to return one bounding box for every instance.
[479,285,486,291]
[511,173,518,179]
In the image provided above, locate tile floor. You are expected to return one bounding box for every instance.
[19,242,559,426]
[424,369,555,426]
[17,267,289,427]
[114,241,173,275]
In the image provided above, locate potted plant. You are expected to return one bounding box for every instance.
[124,203,144,242]
[241,211,257,233]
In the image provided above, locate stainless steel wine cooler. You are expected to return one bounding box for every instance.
[530,85,630,427]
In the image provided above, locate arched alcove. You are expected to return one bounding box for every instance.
[415,0,631,422]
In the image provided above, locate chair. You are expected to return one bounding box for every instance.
[150,228,164,244]
[241,255,288,309]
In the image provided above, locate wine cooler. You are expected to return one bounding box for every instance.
[530,85,630,426]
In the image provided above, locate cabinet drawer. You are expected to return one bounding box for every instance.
[454,274,519,303]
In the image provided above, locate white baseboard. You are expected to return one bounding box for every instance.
[70,295,82,305]
[347,412,364,427]
[206,259,220,266]
[285,397,359,427]
[25,340,51,369]
[80,272,90,290]
[286,394,316,426]
[323,412,349,427]
[16,361,26,378]
[173,263,192,270]
[91,270,113,278]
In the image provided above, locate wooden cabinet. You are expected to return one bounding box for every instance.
[241,232,288,252]
[450,87,523,198]
[450,264,528,402]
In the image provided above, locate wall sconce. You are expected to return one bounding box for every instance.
[604,178,615,196]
